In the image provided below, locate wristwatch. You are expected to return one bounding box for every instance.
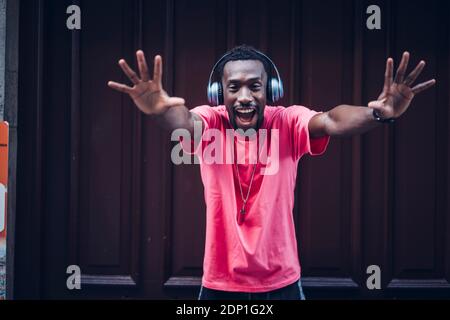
[372,109,395,124]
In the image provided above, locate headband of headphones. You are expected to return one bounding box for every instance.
[207,48,284,106]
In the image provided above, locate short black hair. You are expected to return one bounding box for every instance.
[216,45,271,80]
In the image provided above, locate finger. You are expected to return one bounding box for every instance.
[383,58,394,93]
[137,50,150,82]
[368,97,387,109]
[108,81,133,94]
[368,100,384,109]
[167,97,186,106]
[394,51,410,84]
[119,59,140,85]
[404,60,425,86]
[411,79,436,94]
[153,55,163,87]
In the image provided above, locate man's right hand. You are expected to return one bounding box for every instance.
[108,51,185,115]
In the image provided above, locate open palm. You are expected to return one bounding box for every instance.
[108,51,185,115]
[369,52,436,119]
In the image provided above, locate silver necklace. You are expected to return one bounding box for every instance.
[234,132,265,218]
[235,160,258,216]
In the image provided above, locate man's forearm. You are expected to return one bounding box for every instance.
[154,105,197,136]
[325,105,382,137]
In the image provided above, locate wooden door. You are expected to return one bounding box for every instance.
[14,0,450,299]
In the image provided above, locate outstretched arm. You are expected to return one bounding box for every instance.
[309,52,436,138]
[108,51,201,136]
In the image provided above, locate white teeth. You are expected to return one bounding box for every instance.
[236,109,255,114]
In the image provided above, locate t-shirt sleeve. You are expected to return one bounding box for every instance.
[179,105,219,155]
[282,105,330,160]
[190,105,220,131]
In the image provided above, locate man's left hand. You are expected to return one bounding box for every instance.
[368,51,436,120]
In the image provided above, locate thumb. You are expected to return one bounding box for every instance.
[368,100,382,108]
[368,97,387,109]
[167,97,185,107]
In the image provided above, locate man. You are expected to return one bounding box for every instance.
[108,45,435,300]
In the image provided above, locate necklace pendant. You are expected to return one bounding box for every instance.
[240,208,246,215]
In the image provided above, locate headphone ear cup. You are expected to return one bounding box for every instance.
[217,82,223,105]
[208,82,221,106]
[266,77,274,103]
[269,78,284,103]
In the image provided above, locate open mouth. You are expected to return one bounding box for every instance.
[235,107,257,125]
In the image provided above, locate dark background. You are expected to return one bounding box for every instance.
[13,0,450,299]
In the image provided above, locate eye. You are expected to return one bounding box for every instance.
[251,83,262,91]
[228,85,239,93]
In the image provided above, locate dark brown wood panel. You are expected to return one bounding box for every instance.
[446,0,450,288]
[389,0,449,289]
[392,0,438,277]
[75,0,141,288]
[15,0,45,299]
[139,0,174,298]
[297,0,356,283]
[361,0,392,291]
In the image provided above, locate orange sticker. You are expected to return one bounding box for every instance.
[0,121,9,300]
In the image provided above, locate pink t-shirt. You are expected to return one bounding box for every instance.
[185,105,329,292]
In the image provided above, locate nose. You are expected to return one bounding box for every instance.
[236,87,253,105]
